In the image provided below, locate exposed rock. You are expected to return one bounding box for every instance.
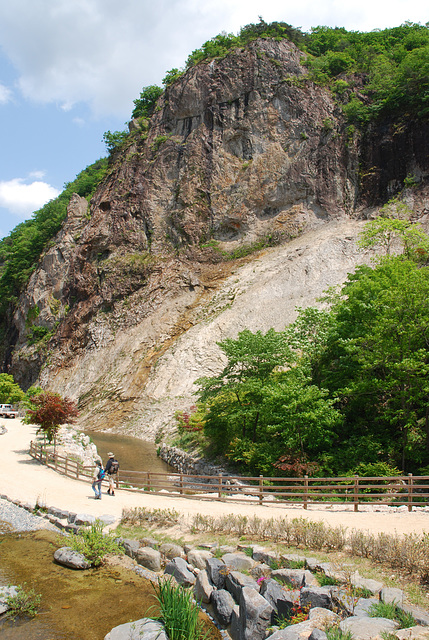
[159,542,184,559]
[222,552,255,572]
[53,547,91,569]
[136,547,162,572]
[350,572,383,595]
[104,618,168,640]
[194,569,213,604]
[260,578,296,622]
[237,586,274,640]
[300,587,333,611]
[187,549,213,570]
[121,538,140,559]
[379,587,404,606]
[271,568,306,589]
[395,625,429,639]
[225,570,259,602]
[206,557,227,589]
[0,586,18,615]
[250,563,272,580]
[164,557,196,586]
[211,589,236,626]
[339,616,399,640]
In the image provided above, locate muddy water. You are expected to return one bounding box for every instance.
[0,530,221,640]
[86,432,174,475]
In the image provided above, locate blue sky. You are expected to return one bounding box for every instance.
[0,0,427,240]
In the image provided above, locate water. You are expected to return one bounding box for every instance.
[85,432,174,475]
[0,530,221,640]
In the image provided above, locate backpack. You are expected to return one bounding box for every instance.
[98,468,106,480]
[109,460,119,474]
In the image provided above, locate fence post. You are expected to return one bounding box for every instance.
[115,470,119,490]
[259,476,264,505]
[147,472,151,492]
[354,475,359,512]
[65,456,68,477]
[408,473,413,512]
[180,474,184,495]
[218,474,223,501]
[304,475,308,510]
[76,461,80,480]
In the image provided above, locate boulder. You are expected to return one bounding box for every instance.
[252,546,279,565]
[187,549,213,570]
[379,587,404,606]
[74,513,96,526]
[350,572,383,595]
[54,547,91,569]
[395,625,429,639]
[104,618,168,640]
[250,563,272,580]
[225,570,259,601]
[206,557,227,589]
[353,597,378,617]
[272,569,306,588]
[300,587,333,610]
[266,620,316,639]
[260,578,296,621]
[308,630,328,640]
[340,616,398,640]
[308,607,339,628]
[0,586,18,615]
[194,569,213,604]
[237,586,274,640]
[399,604,429,626]
[222,552,255,572]
[159,543,184,559]
[164,557,196,586]
[121,538,140,559]
[211,589,236,626]
[136,547,162,572]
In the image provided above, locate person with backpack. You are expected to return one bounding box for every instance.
[105,452,119,496]
[92,459,104,500]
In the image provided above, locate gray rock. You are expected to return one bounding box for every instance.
[222,552,255,572]
[280,554,307,567]
[140,537,159,549]
[395,625,429,639]
[340,616,398,640]
[164,557,196,586]
[266,620,315,639]
[206,557,227,589]
[350,572,383,595]
[67,512,77,523]
[220,545,237,554]
[187,549,213,570]
[303,570,319,587]
[159,542,184,559]
[260,578,296,622]
[300,587,333,610]
[353,597,378,617]
[230,605,241,640]
[0,586,18,615]
[238,586,274,640]
[225,570,259,601]
[104,618,168,640]
[134,566,159,583]
[380,587,404,606]
[399,604,429,626]
[194,569,213,604]
[308,630,328,640]
[74,513,96,526]
[121,538,140,559]
[304,558,320,572]
[252,547,279,565]
[54,546,91,569]
[212,589,236,626]
[250,563,272,579]
[308,607,339,627]
[48,507,69,519]
[136,547,162,572]
[272,568,306,588]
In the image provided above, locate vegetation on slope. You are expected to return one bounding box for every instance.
[0,158,108,325]
[178,217,429,478]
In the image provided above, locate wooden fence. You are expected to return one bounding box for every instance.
[29,440,429,511]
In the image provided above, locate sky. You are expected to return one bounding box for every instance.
[0,0,427,240]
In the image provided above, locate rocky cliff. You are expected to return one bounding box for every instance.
[5,38,429,438]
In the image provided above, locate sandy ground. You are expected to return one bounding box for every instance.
[2,418,429,536]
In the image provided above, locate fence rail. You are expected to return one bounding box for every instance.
[29,441,429,511]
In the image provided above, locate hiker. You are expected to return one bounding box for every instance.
[105,452,119,496]
[92,459,104,500]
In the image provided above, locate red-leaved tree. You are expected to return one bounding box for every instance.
[24,391,79,444]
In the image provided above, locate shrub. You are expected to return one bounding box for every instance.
[66,520,123,567]
[121,507,180,528]
[5,584,42,619]
[369,601,415,628]
[152,579,208,640]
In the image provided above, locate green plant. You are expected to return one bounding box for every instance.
[151,135,170,152]
[277,604,310,627]
[317,572,339,586]
[5,584,42,619]
[152,578,208,640]
[326,624,353,640]
[369,601,415,628]
[65,520,123,567]
[121,507,180,528]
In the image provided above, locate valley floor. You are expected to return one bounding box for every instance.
[2,419,429,536]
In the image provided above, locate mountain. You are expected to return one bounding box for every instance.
[3,34,429,438]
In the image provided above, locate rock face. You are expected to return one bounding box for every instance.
[4,37,429,438]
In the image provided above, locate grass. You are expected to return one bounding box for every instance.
[369,601,416,628]
[66,520,123,567]
[5,584,42,619]
[326,625,353,640]
[152,579,208,640]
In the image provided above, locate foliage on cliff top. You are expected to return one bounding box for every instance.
[0,158,108,320]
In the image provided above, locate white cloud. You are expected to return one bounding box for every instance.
[0,178,60,216]
[0,83,12,104]
[0,0,427,118]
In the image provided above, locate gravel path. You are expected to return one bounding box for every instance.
[0,498,57,533]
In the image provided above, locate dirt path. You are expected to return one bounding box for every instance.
[3,419,429,536]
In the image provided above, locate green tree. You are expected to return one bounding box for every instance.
[131,85,163,119]
[0,374,25,404]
